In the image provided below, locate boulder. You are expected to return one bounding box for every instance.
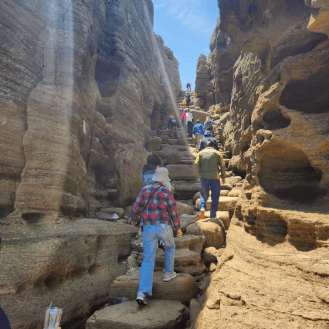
[1,219,138,329]
[186,220,225,248]
[190,109,208,124]
[147,137,162,151]
[114,143,149,206]
[172,181,200,199]
[228,187,242,197]
[86,300,189,329]
[109,271,199,302]
[180,214,198,232]
[167,165,197,181]
[176,201,194,215]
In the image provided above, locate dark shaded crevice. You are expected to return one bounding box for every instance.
[263,110,291,130]
[271,33,327,69]
[258,142,323,204]
[279,66,329,114]
[22,213,44,223]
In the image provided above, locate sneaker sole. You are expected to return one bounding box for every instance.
[136,299,147,306]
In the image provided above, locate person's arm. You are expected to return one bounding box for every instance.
[217,151,226,183]
[194,152,201,176]
[131,190,145,226]
[167,119,171,129]
[201,126,205,135]
[167,192,180,229]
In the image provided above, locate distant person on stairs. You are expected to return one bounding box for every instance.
[132,168,183,306]
[194,139,226,220]
[186,109,194,138]
[167,115,180,140]
[192,119,205,149]
[180,109,187,132]
[184,92,191,108]
[198,131,219,152]
[186,82,191,91]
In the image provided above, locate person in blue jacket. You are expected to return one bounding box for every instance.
[192,119,205,149]
[198,131,219,152]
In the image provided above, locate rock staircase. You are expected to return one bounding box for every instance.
[86,91,243,329]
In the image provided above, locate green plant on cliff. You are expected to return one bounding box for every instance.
[206,59,213,70]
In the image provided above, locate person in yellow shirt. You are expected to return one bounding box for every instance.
[194,139,226,219]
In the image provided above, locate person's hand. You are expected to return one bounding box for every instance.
[131,221,137,226]
[222,179,225,184]
[177,229,183,239]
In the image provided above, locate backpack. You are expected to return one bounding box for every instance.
[205,120,213,131]
[171,118,177,126]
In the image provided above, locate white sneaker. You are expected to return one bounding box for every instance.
[136,292,147,305]
[163,271,177,282]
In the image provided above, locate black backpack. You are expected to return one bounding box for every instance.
[171,118,177,126]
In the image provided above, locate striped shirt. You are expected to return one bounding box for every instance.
[131,183,181,229]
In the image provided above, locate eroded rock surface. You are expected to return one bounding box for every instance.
[196,0,329,328]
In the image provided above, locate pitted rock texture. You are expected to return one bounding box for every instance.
[0,0,181,222]
[196,0,329,328]
[0,219,138,329]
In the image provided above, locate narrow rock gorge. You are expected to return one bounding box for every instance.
[1,0,329,328]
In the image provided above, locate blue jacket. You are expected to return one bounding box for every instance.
[193,123,205,136]
[198,136,219,152]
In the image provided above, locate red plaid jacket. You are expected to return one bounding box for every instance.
[131,183,181,229]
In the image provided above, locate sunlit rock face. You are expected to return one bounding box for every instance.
[0,0,180,328]
[196,1,329,328]
[0,0,181,221]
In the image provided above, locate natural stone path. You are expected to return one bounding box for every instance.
[87,91,244,329]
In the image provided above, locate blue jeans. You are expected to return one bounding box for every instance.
[138,224,175,296]
[200,178,221,218]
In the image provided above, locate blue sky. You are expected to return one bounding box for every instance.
[153,0,220,90]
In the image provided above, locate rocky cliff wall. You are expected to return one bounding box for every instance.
[0,0,181,222]
[195,1,329,328]
[0,0,181,328]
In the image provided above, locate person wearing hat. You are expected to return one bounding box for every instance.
[192,119,205,149]
[198,131,219,152]
[131,167,183,306]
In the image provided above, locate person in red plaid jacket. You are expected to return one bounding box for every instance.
[131,167,182,306]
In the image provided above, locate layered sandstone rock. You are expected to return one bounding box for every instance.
[196,0,329,328]
[0,1,181,328]
[0,0,181,222]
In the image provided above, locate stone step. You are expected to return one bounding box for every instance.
[167,164,197,181]
[174,234,205,252]
[186,219,225,249]
[195,196,239,211]
[109,272,199,302]
[166,139,186,146]
[172,181,200,199]
[180,159,195,165]
[203,210,230,230]
[155,247,200,267]
[227,187,242,197]
[86,300,189,329]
